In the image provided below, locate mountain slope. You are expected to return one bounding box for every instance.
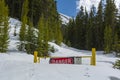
[60,13,71,24]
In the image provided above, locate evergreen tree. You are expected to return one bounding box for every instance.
[75,6,85,49]
[104,26,112,53]
[5,0,23,19]
[0,0,9,52]
[117,6,120,40]
[37,15,44,56]
[112,9,120,57]
[66,19,76,47]
[55,20,63,45]
[115,5,120,45]
[96,0,104,50]
[64,0,119,53]
[112,32,120,56]
[113,60,120,69]
[43,20,49,56]
[19,0,29,51]
[84,8,89,49]
[37,15,49,57]
[86,6,96,50]
[25,19,36,54]
[104,0,117,53]
[105,0,117,28]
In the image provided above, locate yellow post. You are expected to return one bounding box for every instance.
[34,51,38,63]
[91,48,96,66]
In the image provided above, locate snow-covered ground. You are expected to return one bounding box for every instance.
[0,18,120,80]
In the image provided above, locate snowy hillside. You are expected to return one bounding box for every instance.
[77,0,120,11]
[0,18,120,80]
[8,18,21,52]
[60,13,71,24]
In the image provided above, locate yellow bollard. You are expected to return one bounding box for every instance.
[91,48,96,66]
[34,51,38,63]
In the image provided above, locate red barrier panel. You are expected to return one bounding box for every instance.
[49,57,74,64]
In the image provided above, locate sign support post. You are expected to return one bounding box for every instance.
[91,48,96,66]
[34,51,38,63]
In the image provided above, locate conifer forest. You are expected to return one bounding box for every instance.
[0,0,120,57]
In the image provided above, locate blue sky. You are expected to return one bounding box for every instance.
[56,0,78,17]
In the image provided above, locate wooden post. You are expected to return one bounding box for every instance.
[91,48,96,66]
[34,51,38,63]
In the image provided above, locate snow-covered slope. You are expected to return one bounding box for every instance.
[8,18,21,52]
[0,18,120,80]
[77,0,120,12]
[60,13,71,24]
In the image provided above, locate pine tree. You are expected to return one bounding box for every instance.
[113,60,120,69]
[43,20,49,56]
[25,19,36,54]
[6,0,23,19]
[96,0,104,50]
[112,32,120,56]
[84,8,89,50]
[104,26,112,53]
[105,0,117,28]
[36,15,50,57]
[19,0,29,51]
[86,6,96,50]
[37,15,45,57]
[55,20,63,45]
[66,19,76,47]
[75,6,85,49]
[104,0,117,53]
[0,0,9,52]
[117,5,120,40]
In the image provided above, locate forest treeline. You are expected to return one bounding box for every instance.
[0,0,63,57]
[1,0,120,57]
[63,0,120,56]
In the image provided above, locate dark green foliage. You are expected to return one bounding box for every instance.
[25,19,37,54]
[67,41,71,47]
[65,5,97,50]
[103,0,117,53]
[64,0,119,53]
[0,0,9,53]
[104,0,117,29]
[113,44,120,57]
[95,0,104,50]
[104,26,112,53]
[49,46,55,53]
[36,15,49,57]
[10,0,63,55]
[65,19,76,47]
[86,6,96,50]
[75,6,86,49]
[4,0,59,26]
[54,21,63,45]
[113,60,120,69]
[19,0,29,51]
[5,0,23,19]
[112,33,120,56]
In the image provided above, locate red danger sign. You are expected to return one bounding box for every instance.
[49,57,74,64]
